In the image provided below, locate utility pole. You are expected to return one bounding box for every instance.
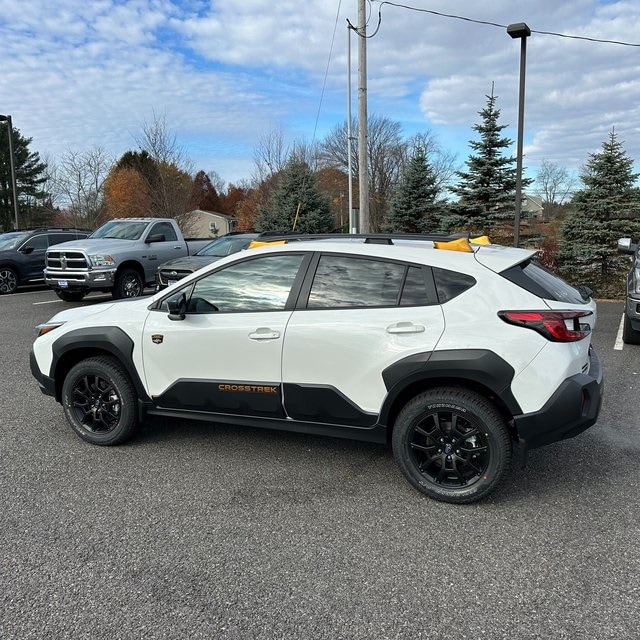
[357,0,370,233]
[347,22,355,233]
[0,114,19,230]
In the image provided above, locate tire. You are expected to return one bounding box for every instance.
[392,387,512,504]
[622,313,640,345]
[61,356,139,445]
[0,266,18,294]
[55,290,86,303]
[113,268,143,299]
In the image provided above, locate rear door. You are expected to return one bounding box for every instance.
[281,253,446,426]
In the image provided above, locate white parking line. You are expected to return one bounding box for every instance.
[33,299,63,305]
[614,314,625,350]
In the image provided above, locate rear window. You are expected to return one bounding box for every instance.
[500,260,588,304]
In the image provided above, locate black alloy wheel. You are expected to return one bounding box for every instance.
[392,387,511,503]
[62,356,138,445]
[0,267,18,294]
[114,268,143,299]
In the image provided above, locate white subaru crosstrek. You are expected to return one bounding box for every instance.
[31,234,603,503]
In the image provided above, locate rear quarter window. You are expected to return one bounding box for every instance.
[433,267,476,303]
[500,260,587,304]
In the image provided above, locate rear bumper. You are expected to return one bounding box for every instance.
[514,346,603,452]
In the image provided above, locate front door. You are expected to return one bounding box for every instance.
[141,252,306,418]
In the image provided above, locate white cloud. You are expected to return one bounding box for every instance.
[0,0,639,185]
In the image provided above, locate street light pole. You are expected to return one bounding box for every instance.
[0,114,19,230]
[507,22,530,248]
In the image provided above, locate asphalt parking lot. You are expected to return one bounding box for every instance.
[1,288,639,639]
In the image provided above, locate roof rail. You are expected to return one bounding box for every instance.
[252,232,469,245]
[9,227,93,233]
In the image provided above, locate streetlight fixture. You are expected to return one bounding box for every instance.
[507,22,531,248]
[0,114,19,230]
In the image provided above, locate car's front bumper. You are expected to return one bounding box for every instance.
[44,268,116,290]
[625,295,640,330]
[514,346,603,453]
[30,349,56,398]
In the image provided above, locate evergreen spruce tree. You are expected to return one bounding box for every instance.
[0,125,47,230]
[256,158,333,233]
[559,129,640,296]
[450,87,528,231]
[387,146,443,233]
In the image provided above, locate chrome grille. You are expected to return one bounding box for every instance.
[46,250,89,270]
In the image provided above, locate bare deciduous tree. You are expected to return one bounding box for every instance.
[535,159,575,205]
[49,147,112,228]
[135,114,194,229]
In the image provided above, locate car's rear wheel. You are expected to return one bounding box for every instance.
[392,387,511,504]
[55,290,86,302]
[0,266,18,294]
[113,268,143,299]
[622,313,640,345]
[61,356,139,445]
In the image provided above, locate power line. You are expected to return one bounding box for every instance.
[363,1,640,47]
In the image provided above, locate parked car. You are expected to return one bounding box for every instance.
[0,228,91,295]
[31,233,603,504]
[43,218,211,302]
[156,232,259,290]
[617,236,640,343]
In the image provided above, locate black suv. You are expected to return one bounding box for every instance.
[0,228,91,294]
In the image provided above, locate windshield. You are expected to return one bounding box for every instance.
[196,236,251,257]
[0,232,30,251]
[90,220,150,240]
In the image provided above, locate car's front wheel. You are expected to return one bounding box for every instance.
[61,356,139,445]
[0,266,18,294]
[113,268,143,299]
[392,387,512,504]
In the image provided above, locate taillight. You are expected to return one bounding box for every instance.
[498,310,592,342]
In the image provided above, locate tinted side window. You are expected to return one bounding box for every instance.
[400,266,433,306]
[307,255,406,308]
[501,260,587,304]
[187,254,304,313]
[22,235,48,251]
[149,222,178,242]
[49,233,85,245]
[433,267,476,303]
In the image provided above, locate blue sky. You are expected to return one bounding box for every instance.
[1,0,639,189]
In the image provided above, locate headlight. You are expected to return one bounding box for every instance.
[634,269,640,294]
[89,254,115,267]
[36,321,66,337]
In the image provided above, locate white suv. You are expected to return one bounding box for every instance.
[30,234,603,503]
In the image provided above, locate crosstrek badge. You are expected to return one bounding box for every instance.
[218,384,278,394]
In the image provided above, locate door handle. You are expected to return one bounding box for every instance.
[249,328,281,341]
[386,322,425,334]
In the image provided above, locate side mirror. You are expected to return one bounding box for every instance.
[618,237,637,255]
[147,233,166,243]
[20,246,35,254]
[167,292,187,321]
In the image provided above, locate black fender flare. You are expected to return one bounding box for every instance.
[379,349,522,426]
[50,326,151,405]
